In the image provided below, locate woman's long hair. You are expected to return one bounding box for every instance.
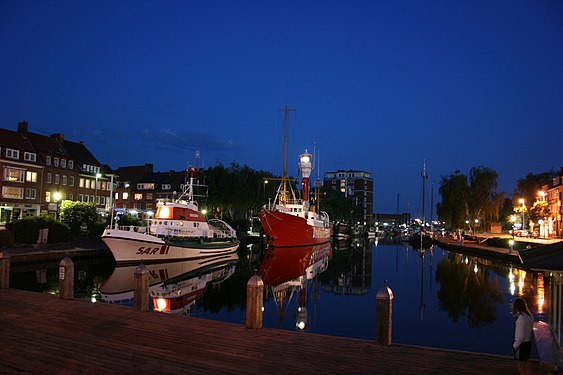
[513,297,532,317]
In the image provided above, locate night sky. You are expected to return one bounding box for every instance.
[1,0,562,215]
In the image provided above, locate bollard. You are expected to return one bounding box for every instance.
[134,263,149,312]
[0,251,10,289]
[245,274,264,329]
[58,256,74,299]
[376,281,394,346]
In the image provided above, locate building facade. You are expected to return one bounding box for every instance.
[323,170,374,225]
[0,122,112,225]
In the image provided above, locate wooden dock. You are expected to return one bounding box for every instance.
[0,288,552,374]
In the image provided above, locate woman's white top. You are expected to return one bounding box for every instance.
[514,312,533,348]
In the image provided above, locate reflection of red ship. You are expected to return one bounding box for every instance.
[259,106,331,248]
[259,243,332,330]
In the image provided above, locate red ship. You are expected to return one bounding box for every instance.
[259,106,331,248]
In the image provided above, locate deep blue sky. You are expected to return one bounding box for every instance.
[1,0,562,215]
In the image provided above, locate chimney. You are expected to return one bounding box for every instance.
[17,121,28,135]
[51,133,65,144]
[145,164,154,174]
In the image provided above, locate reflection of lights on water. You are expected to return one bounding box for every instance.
[91,297,97,303]
[508,267,516,295]
[518,271,526,296]
[465,258,469,265]
[537,273,545,314]
[473,264,478,274]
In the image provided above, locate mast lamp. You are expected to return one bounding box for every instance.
[299,152,313,179]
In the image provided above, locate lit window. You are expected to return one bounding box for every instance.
[123,192,129,200]
[134,193,143,200]
[4,168,24,182]
[2,186,23,199]
[45,191,51,202]
[26,171,37,182]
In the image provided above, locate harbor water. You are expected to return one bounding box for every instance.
[10,237,544,357]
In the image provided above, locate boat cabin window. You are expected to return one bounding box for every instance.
[180,215,185,220]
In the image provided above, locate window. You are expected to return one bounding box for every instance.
[55,174,60,185]
[70,176,75,186]
[47,173,52,183]
[4,168,24,182]
[162,184,171,190]
[46,156,51,166]
[5,149,19,159]
[61,159,67,168]
[123,192,129,200]
[101,196,105,205]
[146,193,153,200]
[114,192,118,199]
[54,158,59,167]
[45,191,51,202]
[24,152,36,162]
[137,183,155,190]
[26,171,37,182]
[2,186,23,199]
[79,194,83,202]
[146,203,153,209]
[25,188,36,199]
[68,160,73,169]
[62,175,67,185]
[79,178,85,188]
[68,194,73,201]
[134,193,143,200]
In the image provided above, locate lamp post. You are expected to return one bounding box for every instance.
[53,191,62,220]
[518,198,526,231]
[95,173,101,208]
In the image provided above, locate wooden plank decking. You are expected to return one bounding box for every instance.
[0,288,551,374]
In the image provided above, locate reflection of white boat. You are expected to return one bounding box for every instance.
[99,253,239,306]
[151,255,238,314]
[102,167,239,263]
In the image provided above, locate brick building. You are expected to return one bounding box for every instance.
[323,170,374,225]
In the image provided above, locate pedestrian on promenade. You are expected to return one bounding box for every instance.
[512,297,533,375]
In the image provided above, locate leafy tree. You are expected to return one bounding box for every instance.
[320,187,361,223]
[436,170,469,229]
[514,170,558,206]
[529,200,550,224]
[5,214,70,243]
[437,167,504,232]
[60,201,100,237]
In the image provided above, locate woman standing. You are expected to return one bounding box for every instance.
[513,297,534,375]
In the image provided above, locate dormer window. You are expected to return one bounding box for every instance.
[5,149,19,159]
[68,160,74,169]
[24,152,36,162]
[61,159,67,168]
[54,158,59,167]
[46,156,51,166]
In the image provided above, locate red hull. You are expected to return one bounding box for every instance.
[259,209,331,247]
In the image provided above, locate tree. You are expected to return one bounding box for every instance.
[514,170,558,206]
[437,166,504,232]
[60,201,99,237]
[436,170,469,229]
[529,200,550,224]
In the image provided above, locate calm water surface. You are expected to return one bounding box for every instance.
[11,238,544,357]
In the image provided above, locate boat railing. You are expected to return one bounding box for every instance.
[265,198,303,211]
[110,224,150,234]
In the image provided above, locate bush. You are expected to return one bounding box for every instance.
[5,215,70,244]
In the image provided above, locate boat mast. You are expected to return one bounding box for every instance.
[282,105,289,206]
[421,160,428,229]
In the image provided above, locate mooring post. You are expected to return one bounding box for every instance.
[58,256,74,299]
[134,263,149,312]
[245,274,264,329]
[376,281,394,346]
[0,251,10,289]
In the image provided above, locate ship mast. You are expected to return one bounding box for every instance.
[282,105,289,206]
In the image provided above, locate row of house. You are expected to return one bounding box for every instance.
[2,121,562,237]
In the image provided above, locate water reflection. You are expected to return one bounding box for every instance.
[259,243,332,331]
[99,252,239,314]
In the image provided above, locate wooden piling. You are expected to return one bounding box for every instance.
[134,263,149,312]
[376,281,394,346]
[58,256,74,300]
[245,274,263,329]
[0,250,10,289]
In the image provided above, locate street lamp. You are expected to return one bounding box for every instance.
[518,198,526,231]
[95,173,102,207]
[53,191,62,220]
[510,215,517,238]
